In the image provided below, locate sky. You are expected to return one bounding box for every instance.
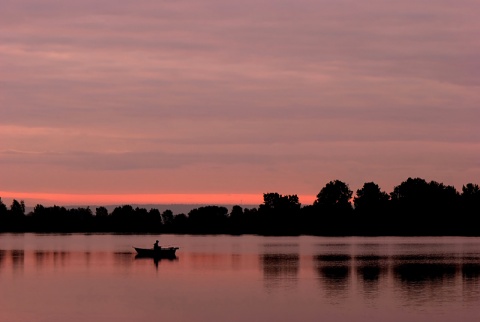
[1,0,479,207]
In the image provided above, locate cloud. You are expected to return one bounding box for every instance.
[1,0,479,201]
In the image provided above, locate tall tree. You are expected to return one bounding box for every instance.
[390,178,459,235]
[354,182,390,235]
[312,180,353,235]
[161,210,174,226]
[354,182,389,213]
[95,206,108,217]
[10,199,25,216]
[258,193,301,235]
[0,197,7,216]
[260,193,301,212]
[460,183,480,234]
[462,183,480,207]
[314,180,353,212]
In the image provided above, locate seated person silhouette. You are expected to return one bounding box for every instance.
[154,240,161,251]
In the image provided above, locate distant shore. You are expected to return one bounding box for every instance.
[1,177,479,236]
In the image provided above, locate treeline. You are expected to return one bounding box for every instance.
[1,177,480,236]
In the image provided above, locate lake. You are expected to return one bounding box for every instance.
[1,234,480,322]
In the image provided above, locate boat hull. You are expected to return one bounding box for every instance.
[133,247,179,258]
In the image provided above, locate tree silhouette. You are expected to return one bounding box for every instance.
[258,193,301,235]
[354,182,389,212]
[313,180,353,235]
[188,206,228,234]
[0,198,14,231]
[460,183,480,235]
[462,183,480,209]
[110,205,136,232]
[229,205,244,234]
[172,213,188,233]
[241,207,259,234]
[260,193,301,211]
[354,182,390,235]
[1,177,480,235]
[95,206,108,217]
[0,198,7,215]
[94,206,109,231]
[10,199,25,216]
[67,207,93,232]
[390,178,459,235]
[315,180,353,212]
[147,208,162,229]
[31,204,68,232]
[161,210,174,227]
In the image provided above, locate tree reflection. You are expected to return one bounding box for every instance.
[11,250,24,272]
[33,251,70,268]
[52,251,69,267]
[261,253,299,291]
[114,252,134,267]
[355,255,388,298]
[392,255,460,306]
[34,251,48,268]
[462,263,480,302]
[84,251,91,268]
[311,253,480,305]
[314,254,351,300]
[462,262,480,280]
[393,260,457,283]
[0,250,5,270]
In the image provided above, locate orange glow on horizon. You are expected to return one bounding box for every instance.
[0,191,317,207]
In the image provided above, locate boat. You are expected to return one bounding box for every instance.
[133,246,179,259]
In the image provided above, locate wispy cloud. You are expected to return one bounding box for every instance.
[1,0,479,202]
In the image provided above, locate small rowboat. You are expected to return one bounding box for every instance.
[133,246,179,259]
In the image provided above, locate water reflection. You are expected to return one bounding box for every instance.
[84,251,91,268]
[0,250,5,270]
[391,256,461,306]
[0,235,480,322]
[264,243,299,252]
[355,255,386,282]
[34,250,49,270]
[261,254,299,291]
[31,251,71,269]
[114,252,134,266]
[1,237,480,312]
[0,250,150,273]
[462,263,480,302]
[314,254,351,301]
[11,250,24,272]
[188,253,229,271]
[134,254,178,269]
[53,251,69,267]
[355,255,388,299]
[393,263,458,284]
[462,262,480,280]
[310,252,480,306]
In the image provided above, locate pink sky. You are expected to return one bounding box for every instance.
[1,0,479,207]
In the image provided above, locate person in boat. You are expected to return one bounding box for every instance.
[153,240,161,251]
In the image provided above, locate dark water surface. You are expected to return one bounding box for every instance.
[1,234,480,321]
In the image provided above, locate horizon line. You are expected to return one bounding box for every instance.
[0,191,317,207]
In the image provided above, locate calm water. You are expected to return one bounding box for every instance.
[1,234,480,322]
